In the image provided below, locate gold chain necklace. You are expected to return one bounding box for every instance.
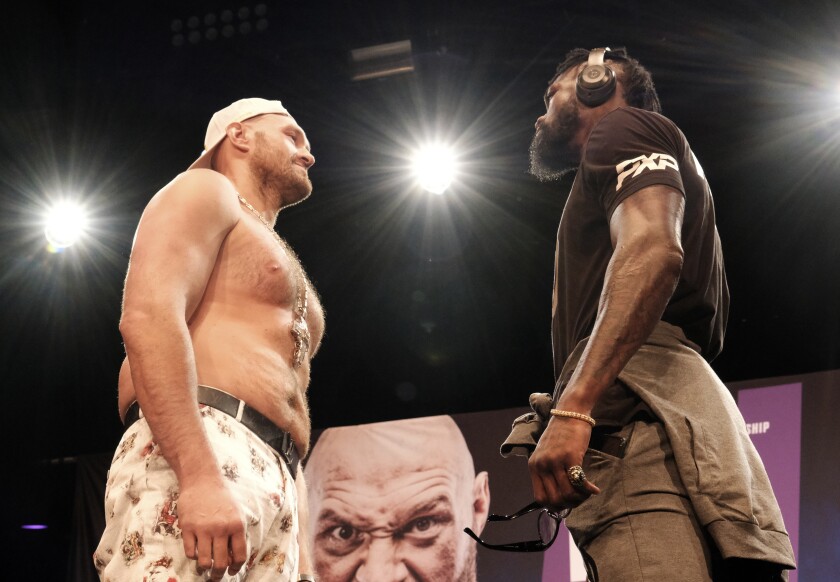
[237,193,310,368]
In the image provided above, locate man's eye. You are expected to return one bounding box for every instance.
[332,525,357,540]
[403,515,447,540]
[318,524,366,557]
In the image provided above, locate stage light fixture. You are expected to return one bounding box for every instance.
[412,144,458,194]
[44,201,88,251]
[171,4,268,47]
[350,40,414,81]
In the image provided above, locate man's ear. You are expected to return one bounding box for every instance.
[225,121,251,153]
[471,471,490,536]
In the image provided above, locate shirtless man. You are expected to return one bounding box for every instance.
[94,98,324,582]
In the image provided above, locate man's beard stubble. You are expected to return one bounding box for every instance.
[528,98,582,182]
[250,133,313,209]
[456,542,478,582]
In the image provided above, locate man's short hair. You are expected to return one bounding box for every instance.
[551,47,662,113]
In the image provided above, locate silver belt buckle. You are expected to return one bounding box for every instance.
[279,432,295,461]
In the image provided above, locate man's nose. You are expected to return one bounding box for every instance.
[355,538,409,582]
[298,149,315,168]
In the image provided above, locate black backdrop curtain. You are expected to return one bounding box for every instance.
[69,453,109,582]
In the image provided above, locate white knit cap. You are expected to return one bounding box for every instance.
[188,97,290,170]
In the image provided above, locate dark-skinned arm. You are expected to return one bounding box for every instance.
[529,184,685,510]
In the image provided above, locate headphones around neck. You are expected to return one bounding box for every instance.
[576,47,617,107]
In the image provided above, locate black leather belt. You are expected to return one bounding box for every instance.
[124,385,300,479]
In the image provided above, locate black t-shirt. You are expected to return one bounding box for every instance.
[551,107,729,379]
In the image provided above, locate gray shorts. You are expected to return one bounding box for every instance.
[565,416,787,582]
[566,418,714,581]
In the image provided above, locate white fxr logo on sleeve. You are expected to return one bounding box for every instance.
[615,153,679,191]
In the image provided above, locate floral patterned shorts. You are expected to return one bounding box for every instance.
[94,405,299,581]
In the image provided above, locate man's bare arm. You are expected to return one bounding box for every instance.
[119,169,247,578]
[529,184,685,509]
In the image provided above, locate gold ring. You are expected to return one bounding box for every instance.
[567,465,587,488]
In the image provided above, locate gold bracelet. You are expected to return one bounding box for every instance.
[550,409,596,427]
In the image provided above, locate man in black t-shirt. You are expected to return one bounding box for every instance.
[524,48,794,580]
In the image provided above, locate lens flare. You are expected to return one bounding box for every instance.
[411,144,458,194]
[44,201,88,250]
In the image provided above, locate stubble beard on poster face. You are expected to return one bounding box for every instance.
[456,545,478,582]
[528,99,582,182]
[250,133,313,209]
[425,532,477,582]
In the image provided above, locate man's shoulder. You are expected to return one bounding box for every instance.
[150,170,238,208]
[585,107,684,165]
[163,169,236,196]
[596,106,679,133]
[142,170,241,227]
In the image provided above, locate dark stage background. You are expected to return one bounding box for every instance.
[1,0,839,579]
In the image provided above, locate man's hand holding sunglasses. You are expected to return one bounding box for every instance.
[528,411,601,511]
[463,405,603,553]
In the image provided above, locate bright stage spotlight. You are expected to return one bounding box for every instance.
[411,144,458,195]
[44,201,89,251]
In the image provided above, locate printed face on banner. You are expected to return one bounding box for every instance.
[305,416,490,582]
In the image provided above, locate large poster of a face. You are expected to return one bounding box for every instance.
[305,416,490,581]
[305,409,568,581]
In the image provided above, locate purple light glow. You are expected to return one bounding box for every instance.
[21,524,48,530]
